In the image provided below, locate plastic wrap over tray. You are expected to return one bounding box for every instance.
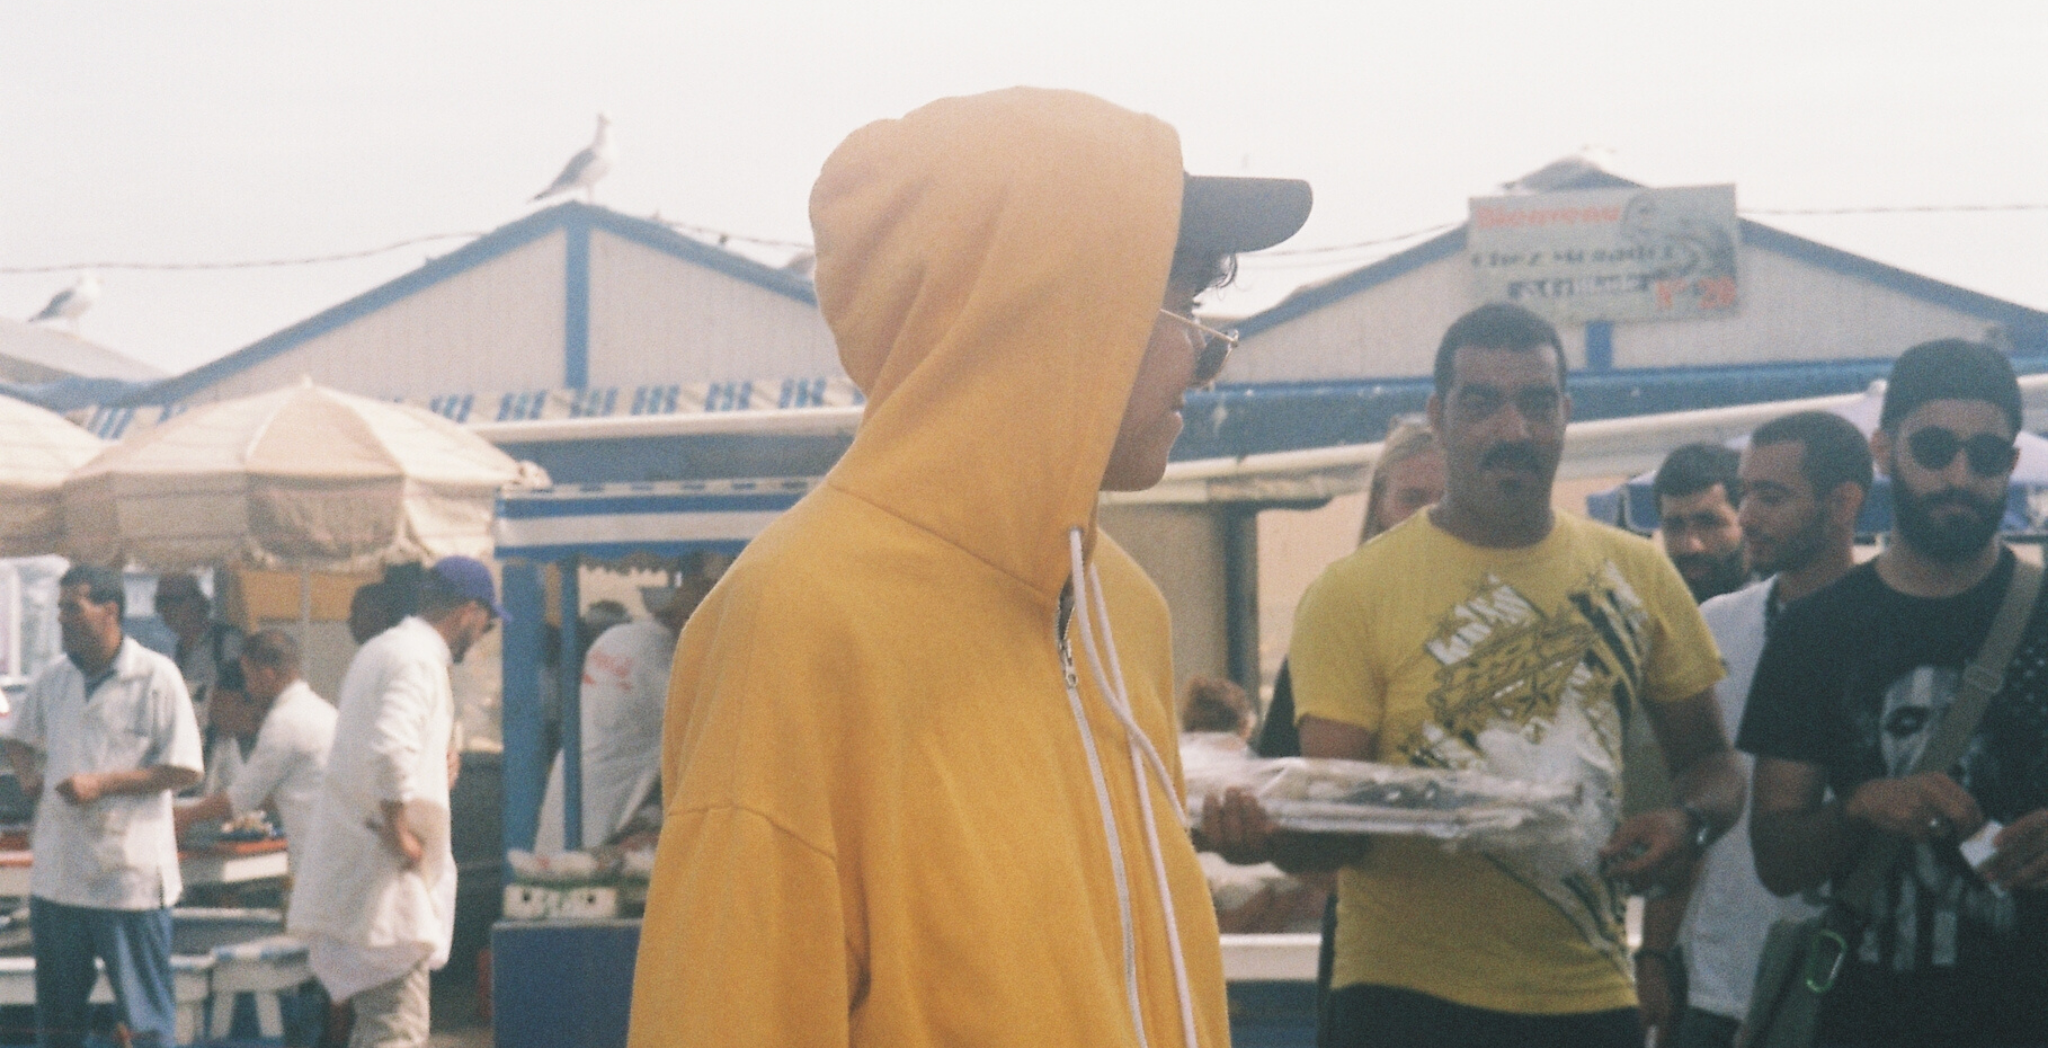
[1181,738,1584,851]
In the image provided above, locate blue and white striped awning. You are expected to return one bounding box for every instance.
[493,477,817,563]
[73,377,865,442]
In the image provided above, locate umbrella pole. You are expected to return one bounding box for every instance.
[299,569,313,648]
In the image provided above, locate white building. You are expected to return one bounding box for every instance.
[120,202,843,417]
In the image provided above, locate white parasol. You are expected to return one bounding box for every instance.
[63,378,546,573]
[0,392,108,556]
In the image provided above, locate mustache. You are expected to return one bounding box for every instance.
[1919,489,2003,516]
[1481,443,1547,472]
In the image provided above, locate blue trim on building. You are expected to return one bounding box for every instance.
[473,355,2048,491]
[1584,321,1613,370]
[495,432,854,485]
[120,203,819,407]
[498,491,805,519]
[495,539,753,564]
[1171,354,2048,460]
[499,562,545,854]
[564,222,591,389]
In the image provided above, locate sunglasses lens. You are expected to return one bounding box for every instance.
[1908,428,1960,472]
[1964,434,2018,476]
[1908,428,2015,477]
[1194,338,1229,385]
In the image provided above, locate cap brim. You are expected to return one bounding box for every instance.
[1178,176,1313,256]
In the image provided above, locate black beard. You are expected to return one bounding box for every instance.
[1894,481,2002,563]
[1749,515,1828,578]
[1674,549,1748,602]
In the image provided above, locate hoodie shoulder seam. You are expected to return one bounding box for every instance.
[671,800,839,865]
[821,478,1064,599]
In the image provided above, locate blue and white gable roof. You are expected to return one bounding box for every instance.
[119,203,842,412]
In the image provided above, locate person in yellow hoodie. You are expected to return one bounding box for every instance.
[627,88,1311,1047]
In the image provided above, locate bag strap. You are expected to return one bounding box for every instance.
[1834,556,2043,913]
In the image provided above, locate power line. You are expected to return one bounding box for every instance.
[4,202,2044,277]
[1745,203,2048,215]
[0,232,487,275]
[1250,222,1459,257]
[650,217,813,252]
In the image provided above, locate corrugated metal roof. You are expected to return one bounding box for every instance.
[0,318,165,384]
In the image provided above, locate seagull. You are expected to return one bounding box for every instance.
[28,273,100,332]
[532,113,614,203]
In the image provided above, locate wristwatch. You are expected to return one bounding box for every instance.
[1679,803,1714,852]
[1634,946,1678,970]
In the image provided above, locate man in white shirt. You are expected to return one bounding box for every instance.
[154,573,244,760]
[174,629,337,875]
[287,557,500,1048]
[1652,411,1871,1048]
[534,578,709,851]
[4,564,204,1048]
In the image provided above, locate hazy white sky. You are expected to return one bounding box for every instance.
[5,1,2046,376]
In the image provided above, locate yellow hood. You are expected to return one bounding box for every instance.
[811,87,1183,599]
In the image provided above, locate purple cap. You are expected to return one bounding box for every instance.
[429,556,507,620]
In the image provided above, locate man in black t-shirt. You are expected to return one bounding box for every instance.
[1739,339,2048,1048]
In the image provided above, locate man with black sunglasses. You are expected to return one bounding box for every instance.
[1741,339,2048,1048]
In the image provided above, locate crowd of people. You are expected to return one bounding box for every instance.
[1198,332,2048,1048]
[6,85,2045,1048]
[619,89,2041,1048]
[0,550,706,1048]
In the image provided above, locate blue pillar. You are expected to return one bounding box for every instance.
[1221,508,1261,701]
[559,558,585,849]
[1584,320,1614,371]
[500,561,545,854]
[564,222,591,390]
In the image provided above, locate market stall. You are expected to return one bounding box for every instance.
[5,379,539,1042]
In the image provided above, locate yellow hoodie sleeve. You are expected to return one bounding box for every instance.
[631,805,856,1048]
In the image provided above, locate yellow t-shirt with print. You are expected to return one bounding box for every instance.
[1290,510,1723,1015]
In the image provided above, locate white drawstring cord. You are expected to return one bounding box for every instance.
[1066,528,1198,1048]
[1083,560,1184,809]
[1057,563,1148,1046]
[1084,559,1198,1048]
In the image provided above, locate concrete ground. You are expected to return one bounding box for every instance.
[426,971,491,1048]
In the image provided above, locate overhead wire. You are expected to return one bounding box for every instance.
[2,202,2043,276]
[0,232,487,274]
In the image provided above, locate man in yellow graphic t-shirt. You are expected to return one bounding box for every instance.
[1279,303,1743,1048]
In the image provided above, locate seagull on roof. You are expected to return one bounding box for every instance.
[533,113,614,204]
[28,273,100,333]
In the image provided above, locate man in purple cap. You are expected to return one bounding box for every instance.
[287,556,501,1048]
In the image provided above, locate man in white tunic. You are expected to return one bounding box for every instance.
[4,564,204,1048]
[534,578,709,851]
[174,629,338,875]
[288,557,502,1048]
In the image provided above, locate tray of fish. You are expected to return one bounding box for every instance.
[1183,747,1581,845]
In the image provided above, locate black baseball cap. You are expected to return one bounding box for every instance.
[1177,175,1314,256]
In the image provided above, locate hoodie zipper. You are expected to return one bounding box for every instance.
[1057,589,1080,691]
[1056,584,1151,1047]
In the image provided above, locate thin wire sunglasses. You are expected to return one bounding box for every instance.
[1158,309,1240,387]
